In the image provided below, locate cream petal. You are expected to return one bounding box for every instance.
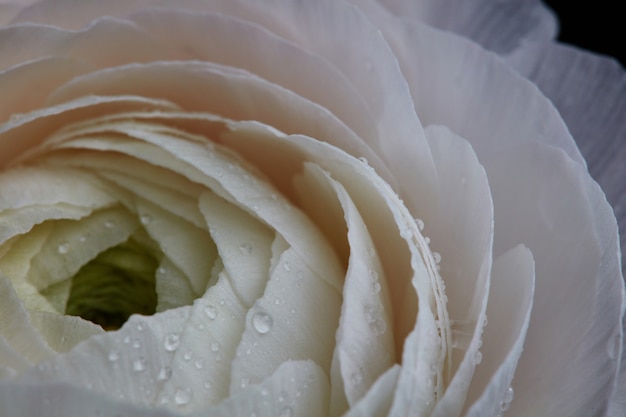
[341,365,400,417]
[0,94,180,166]
[228,244,341,395]
[424,125,492,417]
[294,163,394,414]
[0,277,55,364]
[371,0,556,54]
[0,57,93,122]
[506,42,626,274]
[199,360,330,417]
[0,381,180,417]
[487,142,623,416]
[464,245,535,416]
[218,121,446,362]
[26,310,104,353]
[369,16,584,167]
[200,191,274,308]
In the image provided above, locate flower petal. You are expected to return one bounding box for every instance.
[464,245,535,416]
[488,142,623,416]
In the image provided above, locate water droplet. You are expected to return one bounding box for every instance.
[261,388,269,397]
[104,220,115,229]
[157,266,167,275]
[183,351,193,361]
[279,406,294,417]
[210,341,220,352]
[79,235,87,243]
[215,354,222,362]
[132,339,141,349]
[416,218,425,231]
[350,370,363,385]
[157,366,172,381]
[133,357,147,372]
[370,318,387,336]
[283,262,291,272]
[219,298,225,306]
[500,386,514,411]
[194,359,204,369]
[174,387,193,406]
[203,381,212,390]
[123,336,131,344]
[364,304,379,323]
[204,305,218,320]
[108,349,120,362]
[140,214,153,225]
[433,252,441,264]
[252,311,273,334]
[240,377,251,388]
[370,281,381,294]
[608,332,621,360]
[474,350,482,365]
[358,156,369,164]
[278,391,288,403]
[57,242,70,255]
[164,333,181,352]
[424,236,431,244]
[239,243,253,255]
[136,322,145,332]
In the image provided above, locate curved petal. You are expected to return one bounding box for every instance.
[487,142,623,416]
[464,245,535,416]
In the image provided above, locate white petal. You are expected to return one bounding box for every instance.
[228,245,342,395]
[424,125,493,417]
[200,190,274,308]
[370,16,584,167]
[198,360,330,417]
[464,245,535,416]
[294,163,395,414]
[370,0,556,54]
[0,94,179,166]
[27,310,104,353]
[341,365,400,417]
[0,277,55,364]
[0,166,117,244]
[506,42,626,271]
[487,142,623,416]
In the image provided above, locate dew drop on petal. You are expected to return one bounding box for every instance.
[204,305,218,320]
[183,351,193,361]
[278,391,288,403]
[415,218,425,231]
[133,357,147,372]
[140,214,153,225]
[283,262,291,272]
[157,366,172,381]
[57,242,70,255]
[164,333,181,352]
[252,311,273,334]
[174,387,193,406]
[210,341,220,352]
[108,349,120,362]
[500,386,514,412]
[474,350,483,365]
[433,252,441,264]
[194,359,204,369]
[104,220,115,229]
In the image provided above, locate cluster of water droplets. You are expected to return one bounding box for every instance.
[495,386,514,417]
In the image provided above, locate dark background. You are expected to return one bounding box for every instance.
[543,0,625,67]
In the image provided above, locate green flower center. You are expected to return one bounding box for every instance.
[64,238,159,331]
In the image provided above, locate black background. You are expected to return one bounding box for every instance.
[543,0,625,67]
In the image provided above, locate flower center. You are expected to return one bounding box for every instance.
[64,237,159,331]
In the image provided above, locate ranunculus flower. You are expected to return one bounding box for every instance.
[0,1,624,416]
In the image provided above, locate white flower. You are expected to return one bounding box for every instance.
[0,1,624,417]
